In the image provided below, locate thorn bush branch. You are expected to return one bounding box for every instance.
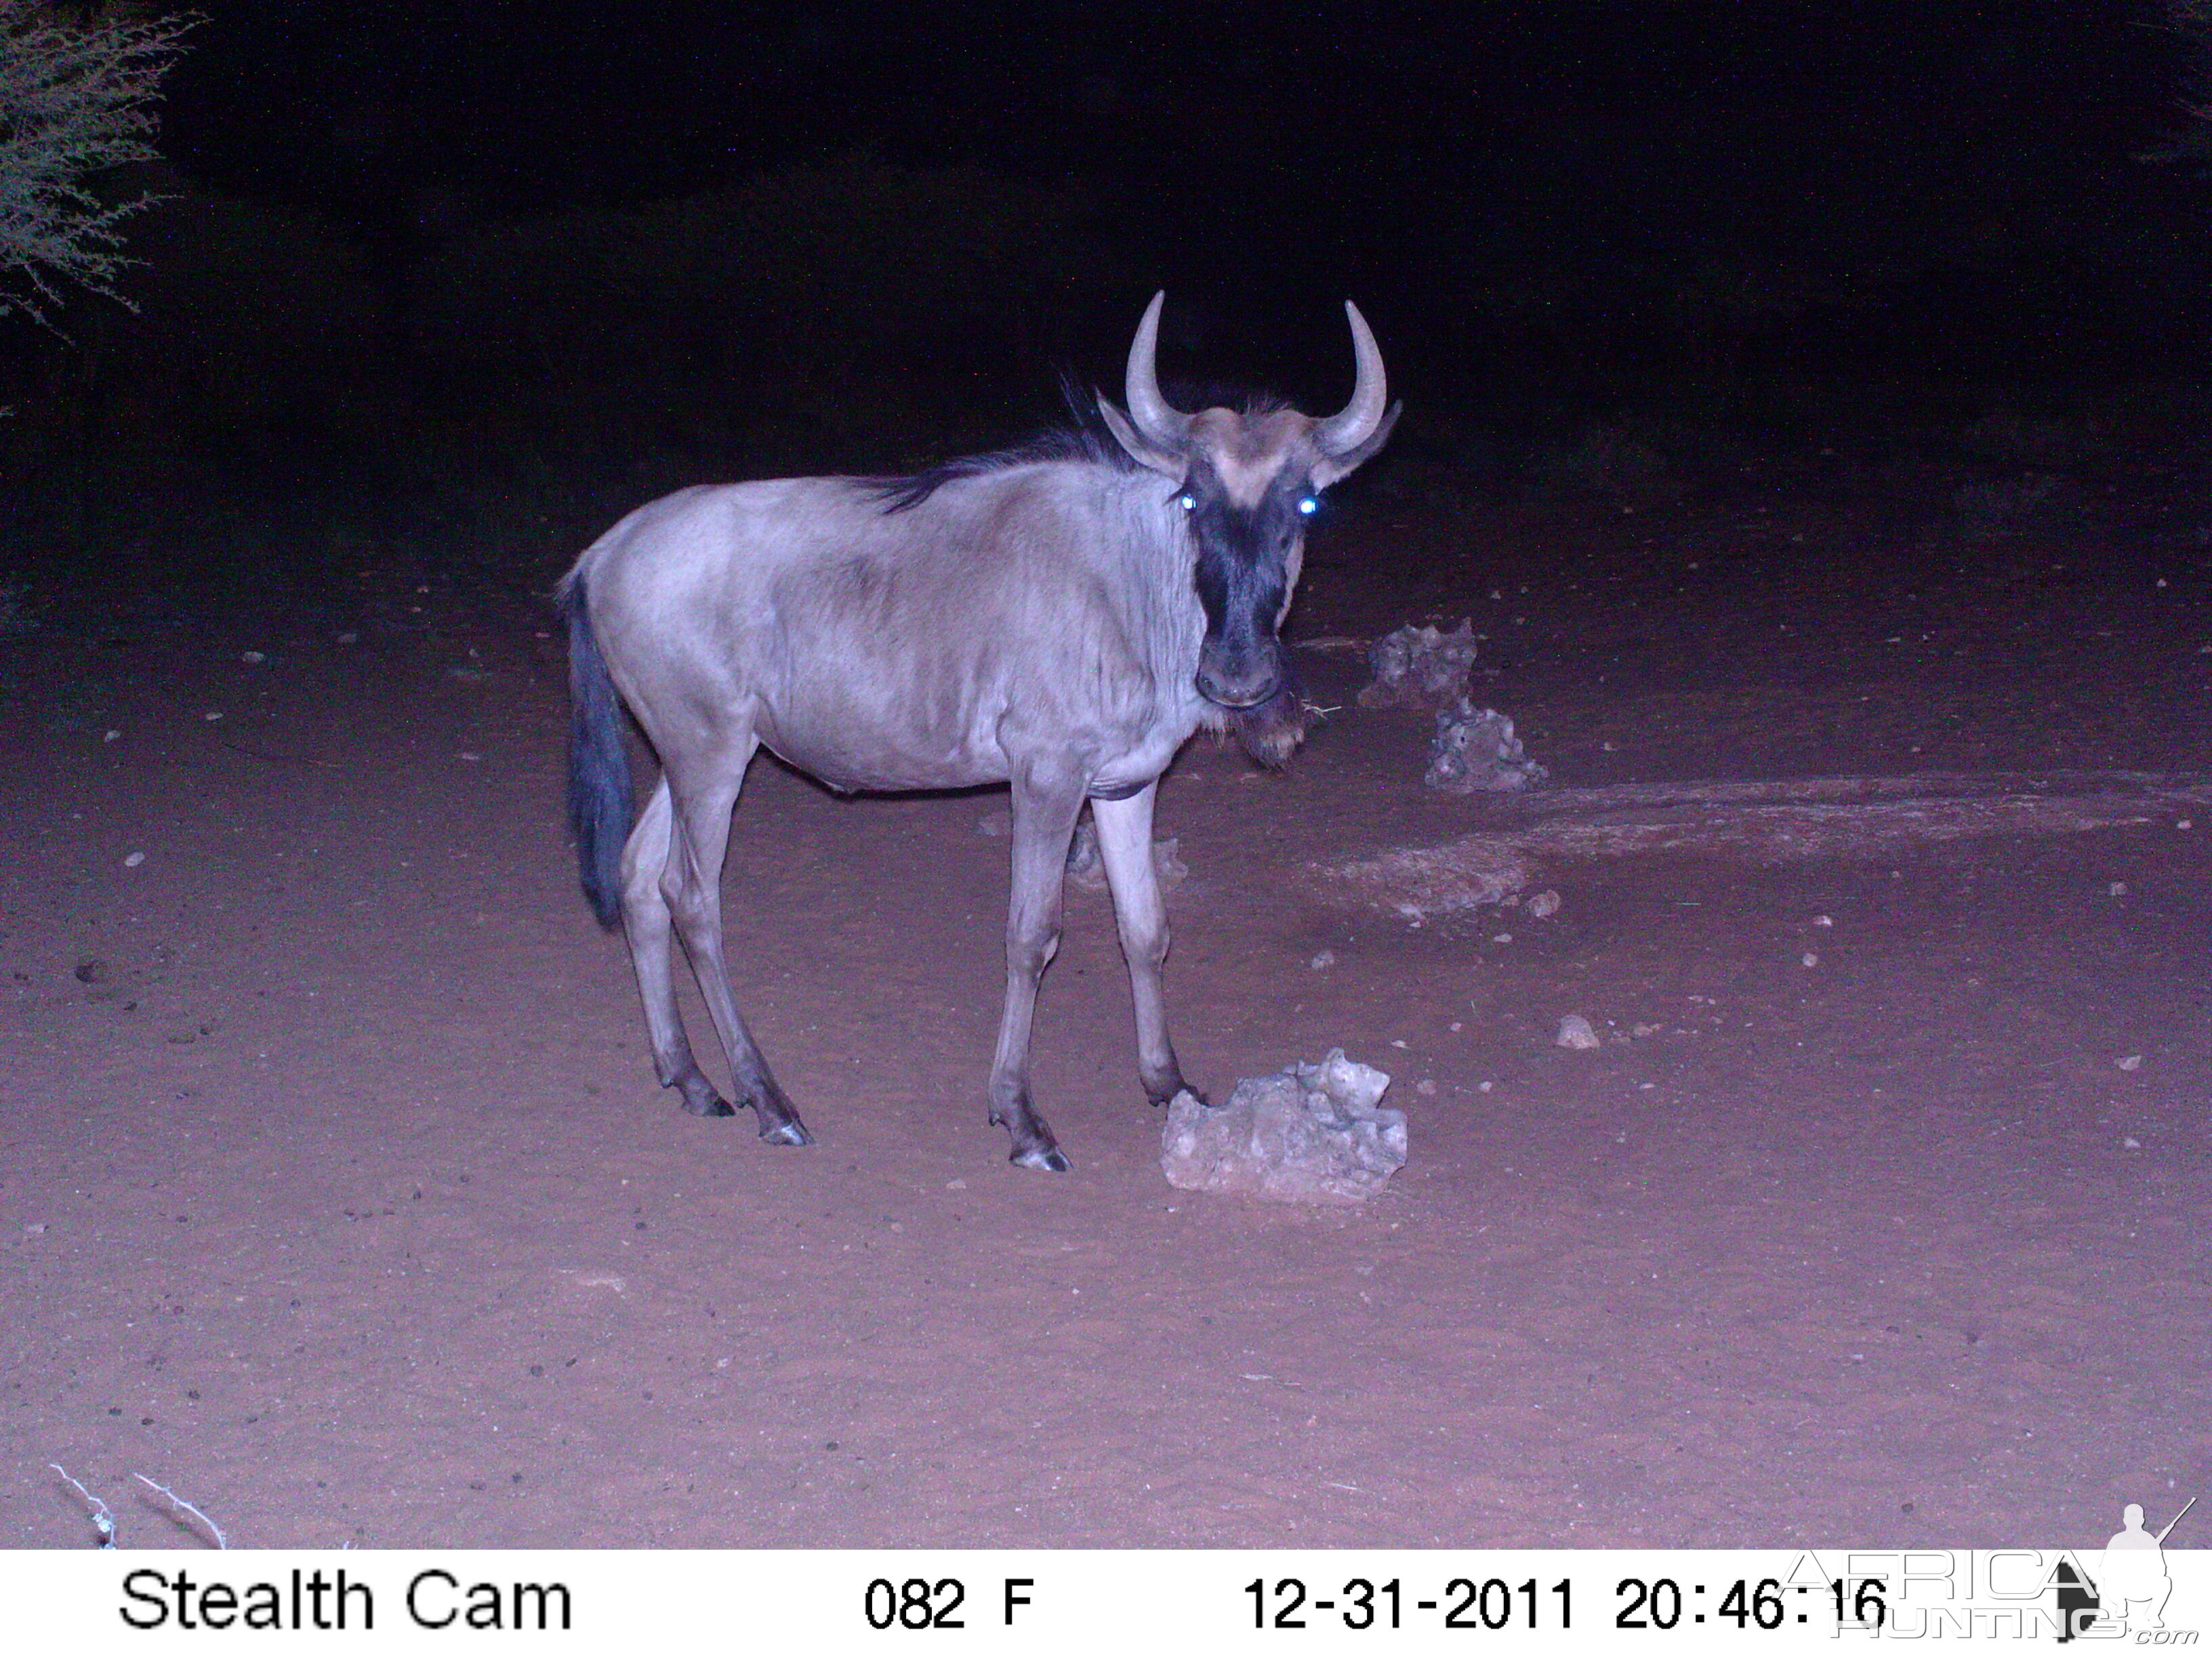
[134,1471,228,1549]
[49,1462,117,1548]
[0,1,199,328]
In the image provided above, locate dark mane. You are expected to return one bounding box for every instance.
[872,424,1136,513]
[871,379,1292,514]
[869,373,1135,512]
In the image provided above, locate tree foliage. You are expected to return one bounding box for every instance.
[0,0,195,326]
[2142,0,2212,171]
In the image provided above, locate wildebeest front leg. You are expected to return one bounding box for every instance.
[1092,781,1197,1107]
[989,772,1086,1170]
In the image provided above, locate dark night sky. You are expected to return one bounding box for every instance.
[124,2,2202,390]
[0,0,2192,449]
[160,3,2188,237]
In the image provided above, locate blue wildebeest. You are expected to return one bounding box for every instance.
[559,293,1399,1169]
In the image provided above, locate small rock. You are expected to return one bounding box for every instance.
[123,851,146,869]
[1630,1021,1662,1038]
[1426,700,1548,794]
[73,960,108,985]
[1310,838,1535,921]
[2108,882,2127,897]
[103,730,119,743]
[241,650,266,665]
[945,1178,967,1191]
[1414,1079,1437,1097]
[1556,1015,1601,1050]
[2117,1054,2144,1072]
[1359,619,1479,709]
[1160,1050,1407,1206]
[1525,890,1561,918]
[1801,951,1820,967]
[203,710,223,722]
[2123,1136,2142,1149]
[1066,821,1187,892]
[1065,819,1101,875]
[335,631,359,645]
[1309,950,1336,970]
[1812,914,1833,927]
[1150,836,1189,888]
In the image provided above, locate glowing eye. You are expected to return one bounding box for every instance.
[1298,497,1319,515]
[1179,495,1197,512]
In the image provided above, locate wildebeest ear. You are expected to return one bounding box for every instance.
[1311,399,1404,488]
[1097,392,1187,480]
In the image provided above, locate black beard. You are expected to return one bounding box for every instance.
[1225,665,1309,769]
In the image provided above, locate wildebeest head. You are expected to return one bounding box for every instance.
[1097,291,1401,730]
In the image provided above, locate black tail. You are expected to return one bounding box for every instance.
[560,573,633,930]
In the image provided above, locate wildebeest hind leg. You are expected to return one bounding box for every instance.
[621,779,733,1118]
[664,750,813,1147]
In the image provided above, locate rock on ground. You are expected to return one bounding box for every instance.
[1307,838,1536,921]
[1161,1050,1408,1206]
[1427,699,1549,793]
[1358,620,1478,709]
[1065,819,1187,891]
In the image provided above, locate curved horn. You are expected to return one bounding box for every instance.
[1313,300,1389,457]
[1124,291,1191,451]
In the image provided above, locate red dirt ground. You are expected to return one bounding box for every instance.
[4,473,2208,1549]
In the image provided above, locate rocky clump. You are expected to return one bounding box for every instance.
[1427,699,1549,793]
[1161,1050,1407,1206]
[1359,621,1478,709]
[1064,819,1187,891]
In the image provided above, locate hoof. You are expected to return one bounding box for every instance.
[1160,1086,1212,1111]
[757,1118,813,1147]
[1011,1145,1072,1173]
[677,1087,737,1118]
[1143,1071,1193,1109]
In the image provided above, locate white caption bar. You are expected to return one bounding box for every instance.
[7,1549,2206,1654]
